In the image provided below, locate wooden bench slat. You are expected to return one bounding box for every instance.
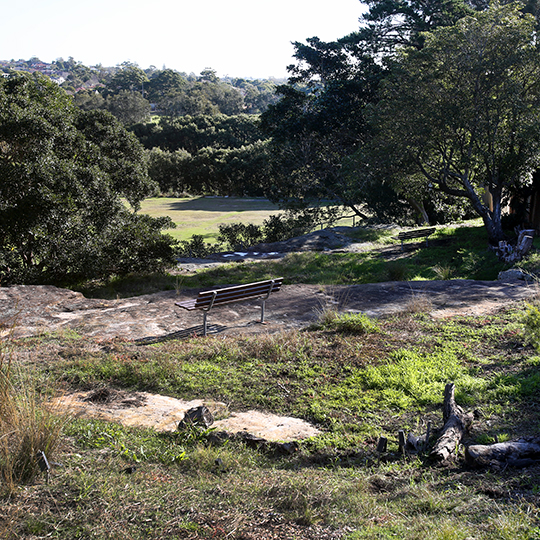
[196,282,281,305]
[197,279,283,297]
[394,228,435,251]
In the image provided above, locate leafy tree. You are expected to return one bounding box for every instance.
[261,0,481,225]
[358,0,477,53]
[369,2,540,242]
[106,90,151,125]
[260,39,383,220]
[232,79,279,114]
[72,89,106,111]
[146,69,186,103]
[107,65,149,95]
[0,72,175,284]
[199,68,219,83]
[147,147,191,194]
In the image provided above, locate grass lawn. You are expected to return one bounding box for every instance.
[138,196,360,242]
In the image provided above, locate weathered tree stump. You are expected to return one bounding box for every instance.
[497,229,535,263]
[430,383,473,461]
[465,436,540,468]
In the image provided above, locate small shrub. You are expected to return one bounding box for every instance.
[177,235,220,258]
[217,213,314,251]
[522,302,540,351]
[217,223,263,251]
[316,310,380,335]
[262,213,313,243]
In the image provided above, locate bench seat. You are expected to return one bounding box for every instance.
[395,227,436,250]
[176,278,283,336]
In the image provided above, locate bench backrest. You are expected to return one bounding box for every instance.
[194,278,283,310]
[398,227,435,240]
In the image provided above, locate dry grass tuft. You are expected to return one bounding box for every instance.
[402,292,433,315]
[0,322,67,491]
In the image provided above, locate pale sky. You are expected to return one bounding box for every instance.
[1,0,365,79]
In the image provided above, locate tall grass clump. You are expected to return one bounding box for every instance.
[0,328,66,489]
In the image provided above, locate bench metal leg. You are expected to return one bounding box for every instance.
[261,299,266,323]
[202,291,217,337]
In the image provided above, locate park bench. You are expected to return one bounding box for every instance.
[175,278,283,336]
[395,227,436,251]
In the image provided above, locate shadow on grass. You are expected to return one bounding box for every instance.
[159,196,278,213]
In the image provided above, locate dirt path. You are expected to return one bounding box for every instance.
[1,277,535,342]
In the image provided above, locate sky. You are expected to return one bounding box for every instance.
[1,0,365,79]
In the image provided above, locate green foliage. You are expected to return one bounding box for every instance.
[177,234,220,258]
[369,3,540,242]
[0,73,177,284]
[316,311,381,335]
[522,302,540,351]
[217,223,263,250]
[136,114,263,154]
[216,212,315,251]
[106,90,150,125]
[138,115,270,196]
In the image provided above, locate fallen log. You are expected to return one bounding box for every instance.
[465,436,540,468]
[430,383,473,462]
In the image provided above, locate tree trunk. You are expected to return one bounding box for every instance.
[430,383,473,462]
[407,197,430,225]
[465,436,540,468]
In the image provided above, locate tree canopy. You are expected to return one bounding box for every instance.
[0,73,176,284]
[369,2,540,241]
[262,0,540,238]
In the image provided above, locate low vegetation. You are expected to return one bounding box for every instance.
[2,225,540,538]
[77,219,514,299]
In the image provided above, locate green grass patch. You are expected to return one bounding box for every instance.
[139,196,362,243]
[7,294,540,539]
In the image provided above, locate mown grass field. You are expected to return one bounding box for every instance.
[2,214,540,539]
[138,196,359,242]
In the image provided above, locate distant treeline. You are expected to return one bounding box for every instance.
[133,114,271,197]
[0,58,282,121]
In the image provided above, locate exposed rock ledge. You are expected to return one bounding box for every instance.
[1,278,537,341]
[50,389,320,442]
